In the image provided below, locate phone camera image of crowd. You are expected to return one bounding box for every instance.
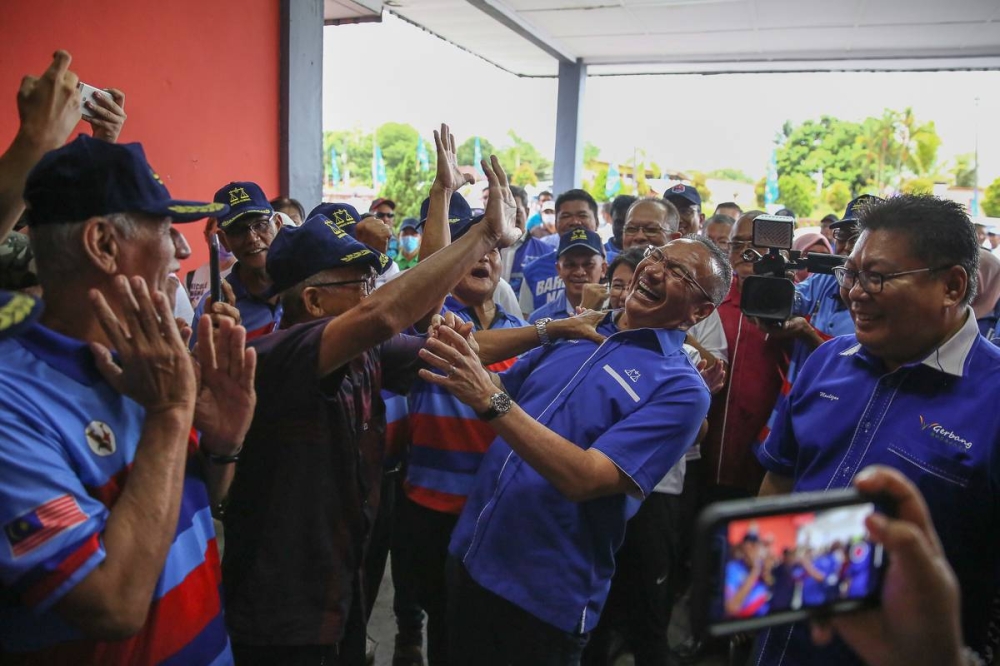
[2,7,1000,665]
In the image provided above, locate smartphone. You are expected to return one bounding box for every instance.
[77,82,103,120]
[209,234,222,304]
[692,488,894,638]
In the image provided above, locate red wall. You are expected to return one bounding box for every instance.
[0,0,281,275]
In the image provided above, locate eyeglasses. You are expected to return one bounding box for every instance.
[643,246,713,302]
[623,224,668,236]
[728,239,755,254]
[832,265,948,294]
[226,217,274,238]
[374,212,395,221]
[310,274,377,294]
[833,229,860,244]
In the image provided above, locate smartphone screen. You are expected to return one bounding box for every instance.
[694,490,890,637]
[209,234,222,304]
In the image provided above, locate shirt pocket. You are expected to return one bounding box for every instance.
[886,440,973,489]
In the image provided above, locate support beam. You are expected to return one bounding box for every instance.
[280,0,324,207]
[553,59,586,195]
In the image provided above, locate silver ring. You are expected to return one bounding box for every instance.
[448,364,457,377]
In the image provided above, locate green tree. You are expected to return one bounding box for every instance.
[324,128,374,187]
[583,142,601,164]
[457,136,496,169]
[901,177,934,195]
[983,177,1000,218]
[777,116,867,195]
[755,177,767,208]
[777,173,816,218]
[823,182,852,215]
[951,153,977,188]
[511,163,539,187]
[706,168,755,183]
[583,165,609,203]
[375,122,420,173]
[499,131,553,181]
[689,172,712,206]
[379,153,424,222]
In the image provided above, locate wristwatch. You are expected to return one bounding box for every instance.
[477,391,513,421]
[534,317,554,346]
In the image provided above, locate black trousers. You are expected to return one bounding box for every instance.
[395,494,459,665]
[581,492,682,666]
[448,560,589,666]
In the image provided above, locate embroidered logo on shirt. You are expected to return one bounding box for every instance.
[4,495,86,558]
[919,415,972,450]
[819,392,839,401]
[85,421,116,456]
[625,369,641,383]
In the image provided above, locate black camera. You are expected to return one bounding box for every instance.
[740,215,845,322]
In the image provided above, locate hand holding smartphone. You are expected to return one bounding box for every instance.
[692,488,895,638]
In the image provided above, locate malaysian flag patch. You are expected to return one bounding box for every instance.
[5,495,87,558]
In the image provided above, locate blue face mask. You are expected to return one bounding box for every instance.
[401,235,421,254]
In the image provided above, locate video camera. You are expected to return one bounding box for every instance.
[740,215,845,322]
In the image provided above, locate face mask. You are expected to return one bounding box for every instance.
[542,213,556,225]
[401,235,421,254]
[217,241,234,262]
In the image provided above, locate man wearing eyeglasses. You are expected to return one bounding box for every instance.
[754,195,1000,665]
[518,189,600,317]
[664,183,704,236]
[191,181,283,345]
[419,236,732,664]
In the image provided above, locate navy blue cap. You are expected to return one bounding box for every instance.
[266,214,391,294]
[308,203,364,238]
[419,192,472,227]
[214,182,273,230]
[400,217,420,232]
[663,183,702,208]
[557,228,605,258]
[831,194,884,229]
[0,291,43,339]
[24,135,228,226]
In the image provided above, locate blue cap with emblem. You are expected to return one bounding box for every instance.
[830,194,884,229]
[307,202,364,238]
[557,228,605,258]
[24,135,228,226]
[0,291,42,339]
[418,192,479,239]
[663,183,702,208]
[213,182,273,230]
[266,213,391,294]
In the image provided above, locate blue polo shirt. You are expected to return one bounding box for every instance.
[507,235,551,295]
[793,273,854,338]
[517,250,563,315]
[191,262,282,347]
[528,292,575,324]
[604,239,621,264]
[754,310,1000,663]
[449,314,710,634]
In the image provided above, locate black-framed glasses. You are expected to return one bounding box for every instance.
[832,265,948,294]
[310,273,377,294]
[833,228,860,244]
[374,211,395,221]
[226,217,274,238]
[643,246,713,302]
[727,239,755,254]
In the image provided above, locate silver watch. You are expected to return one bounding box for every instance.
[477,391,513,421]
[535,317,554,346]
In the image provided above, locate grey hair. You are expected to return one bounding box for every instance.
[627,197,680,233]
[683,234,732,306]
[30,213,139,284]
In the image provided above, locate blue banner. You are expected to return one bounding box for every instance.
[372,144,387,187]
[473,136,484,175]
[765,147,779,206]
[606,162,621,198]
[417,136,430,172]
[330,146,341,185]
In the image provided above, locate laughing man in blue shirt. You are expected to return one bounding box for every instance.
[754,194,1000,665]
[418,236,733,664]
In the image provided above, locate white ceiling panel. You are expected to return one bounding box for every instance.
[377,0,1000,76]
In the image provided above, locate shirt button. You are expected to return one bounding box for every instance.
[362,423,370,431]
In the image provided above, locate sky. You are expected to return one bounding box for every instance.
[323,12,1000,185]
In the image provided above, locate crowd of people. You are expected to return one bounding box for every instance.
[0,50,996,666]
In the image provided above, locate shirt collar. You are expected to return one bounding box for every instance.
[840,307,979,378]
[15,322,105,386]
[605,310,688,355]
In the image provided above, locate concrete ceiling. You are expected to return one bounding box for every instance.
[330,0,1000,77]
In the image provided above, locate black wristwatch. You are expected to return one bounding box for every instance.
[477,391,513,421]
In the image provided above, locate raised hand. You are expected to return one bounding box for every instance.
[192,315,257,455]
[433,123,474,192]
[89,276,197,416]
[418,325,496,412]
[17,50,81,153]
[481,155,521,249]
[84,88,126,143]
